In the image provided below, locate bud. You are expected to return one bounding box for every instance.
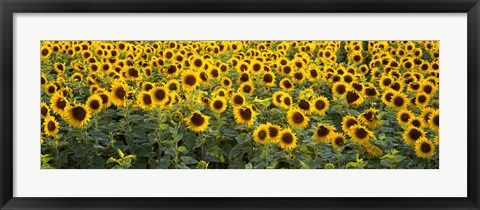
[197,160,209,169]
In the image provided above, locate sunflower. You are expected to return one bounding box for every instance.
[272,91,285,107]
[110,82,128,107]
[98,91,112,109]
[409,116,424,128]
[415,92,430,107]
[160,95,174,110]
[278,128,297,150]
[43,115,60,137]
[381,89,396,106]
[151,86,169,105]
[41,73,48,87]
[358,108,381,129]
[332,82,348,96]
[54,62,66,74]
[428,109,439,130]
[233,105,257,126]
[86,94,103,113]
[266,123,282,143]
[363,86,379,99]
[415,137,435,158]
[331,133,346,149]
[379,75,393,90]
[345,90,364,107]
[341,115,359,132]
[364,143,383,157]
[253,124,269,144]
[420,107,436,125]
[250,60,264,75]
[292,70,306,83]
[287,108,309,129]
[64,104,91,128]
[181,70,200,91]
[313,124,336,143]
[191,56,205,70]
[349,125,372,145]
[210,96,227,113]
[185,110,209,132]
[50,93,70,116]
[45,82,57,96]
[137,91,155,110]
[70,72,83,83]
[279,78,295,92]
[260,72,276,87]
[297,99,312,114]
[311,96,329,114]
[239,81,254,95]
[421,80,438,96]
[41,102,50,119]
[281,93,293,109]
[407,81,421,93]
[396,109,414,127]
[403,126,426,146]
[351,82,364,92]
[40,46,51,59]
[391,92,408,110]
[221,77,233,89]
[230,92,245,107]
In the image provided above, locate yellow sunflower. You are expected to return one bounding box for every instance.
[266,123,282,143]
[341,115,359,132]
[311,96,329,114]
[50,93,70,116]
[286,108,309,129]
[64,104,91,128]
[358,108,381,129]
[260,72,276,87]
[415,137,435,159]
[345,90,364,107]
[230,92,245,107]
[313,124,336,143]
[43,115,60,137]
[397,109,414,127]
[181,70,200,91]
[278,128,297,150]
[420,107,436,125]
[297,99,312,114]
[41,102,50,119]
[137,91,155,110]
[364,143,383,157]
[349,125,372,145]
[403,126,426,146]
[210,96,228,113]
[86,94,103,113]
[110,82,128,107]
[253,124,269,144]
[239,81,254,95]
[391,92,408,110]
[279,78,295,92]
[233,105,257,126]
[272,91,285,107]
[428,109,439,130]
[331,133,347,149]
[185,110,209,132]
[151,86,169,105]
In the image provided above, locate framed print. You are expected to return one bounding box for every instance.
[1,0,479,209]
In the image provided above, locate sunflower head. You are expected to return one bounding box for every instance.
[313,124,336,143]
[181,70,200,91]
[185,110,209,132]
[287,108,309,129]
[397,109,414,127]
[137,91,155,110]
[279,78,295,92]
[428,109,439,130]
[64,104,91,129]
[50,93,70,116]
[151,85,169,105]
[265,123,282,143]
[341,115,358,132]
[43,115,60,137]
[415,137,435,159]
[331,133,347,149]
[253,124,270,144]
[358,108,380,129]
[41,102,50,119]
[86,94,103,113]
[110,81,128,107]
[403,126,426,146]
[233,105,257,126]
[278,128,297,150]
[210,96,227,113]
[312,96,329,114]
[349,125,372,145]
[391,92,408,110]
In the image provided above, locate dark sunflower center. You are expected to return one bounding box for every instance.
[418,95,427,103]
[292,112,304,124]
[47,121,56,131]
[408,128,422,140]
[154,89,167,101]
[391,82,401,91]
[114,87,126,99]
[71,106,87,121]
[382,78,392,86]
[283,80,292,89]
[102,64,109,71]
[263,74,273,83]
[283,66,292,74]
[421,64,429,71]
[421,142,431,153]
[352,83,363,91]
[168,83,177,90]
[200,72,208,81]
[410,83,420,90]
[310,70,318,78]
[233,95,244,105]
[239,108,252,120]
[401,113,410,122]
[283,97,291,106]
[298,100,310,111]
[41,77,46,85]
[393,96,405,107]
[165,52,173,59]
[363,111,375,122]
[57,99,67,109]
[258,130,267,140]
[48,86,55,93]
[355,128,368,139]
[317,126,329,137]
[100,94,109,104]
[346,119,357,128]
[433,115,439,126]
[281,133,293,144]
[223,79,230,86]
[41,106,48,116]
[143,94,152,105]
[365,88,377,96]
[41,49,49,56]
[334,137,344,146]
[128,68,138,77]
[92,65,98,71]
[90,100,100,110]
[168,65,177,74]
[405,62,412,68]
[211,69,219,77]
[423,85,433,94]
[242,85,252,93]
[268,127,278,137]
[346,91,360,103]
[213,100,223,109]
[294,72,303,80]
[185,75,197,86]
[412,119,421,127]
[253,64,261,71]
[194,59,203,67]
[191,113,205,126]
[315,99,326,110]
[353,55,361,61]
[336,85,346,95]
[385,93,394,102]
[280,60,287,65]
[343,75,353,83]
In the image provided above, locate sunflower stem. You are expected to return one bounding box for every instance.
[265,144,269,169]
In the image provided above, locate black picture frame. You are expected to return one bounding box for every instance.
[1,0,479,209]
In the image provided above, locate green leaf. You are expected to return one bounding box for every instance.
[180,156,198,165]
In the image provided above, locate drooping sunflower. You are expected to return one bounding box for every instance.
[403,126,426,146]
[279,78,295,92]
[50,93,70,116]
[43,115,60,137]
[151,85,169,105]
[311,96,329,114]
[349,125,373,145]
[266,123,282,143]
[331,132,346,149]
[210,96,227,113]
[110,81,128,107]
[358,108,381,129]
[185,110,209,132]
[64,104,91,128]
[391,92,408,110]
[137,91,155,110]
[415,137,435,158]
[429,109,439,130]
[86,94,103,113]
[313,124,336,143]
[41,102,50,119]
[286,108,309,129]
[181,70,200,91]
[341,115,359,132]
[364,143,383,157]
[233,105,257,126]
[230,92,245,107]
[253,124,269,144]
[397,109,414,127]
[278,128,297,150]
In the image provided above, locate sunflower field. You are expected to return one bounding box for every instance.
[40,40,439,169]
